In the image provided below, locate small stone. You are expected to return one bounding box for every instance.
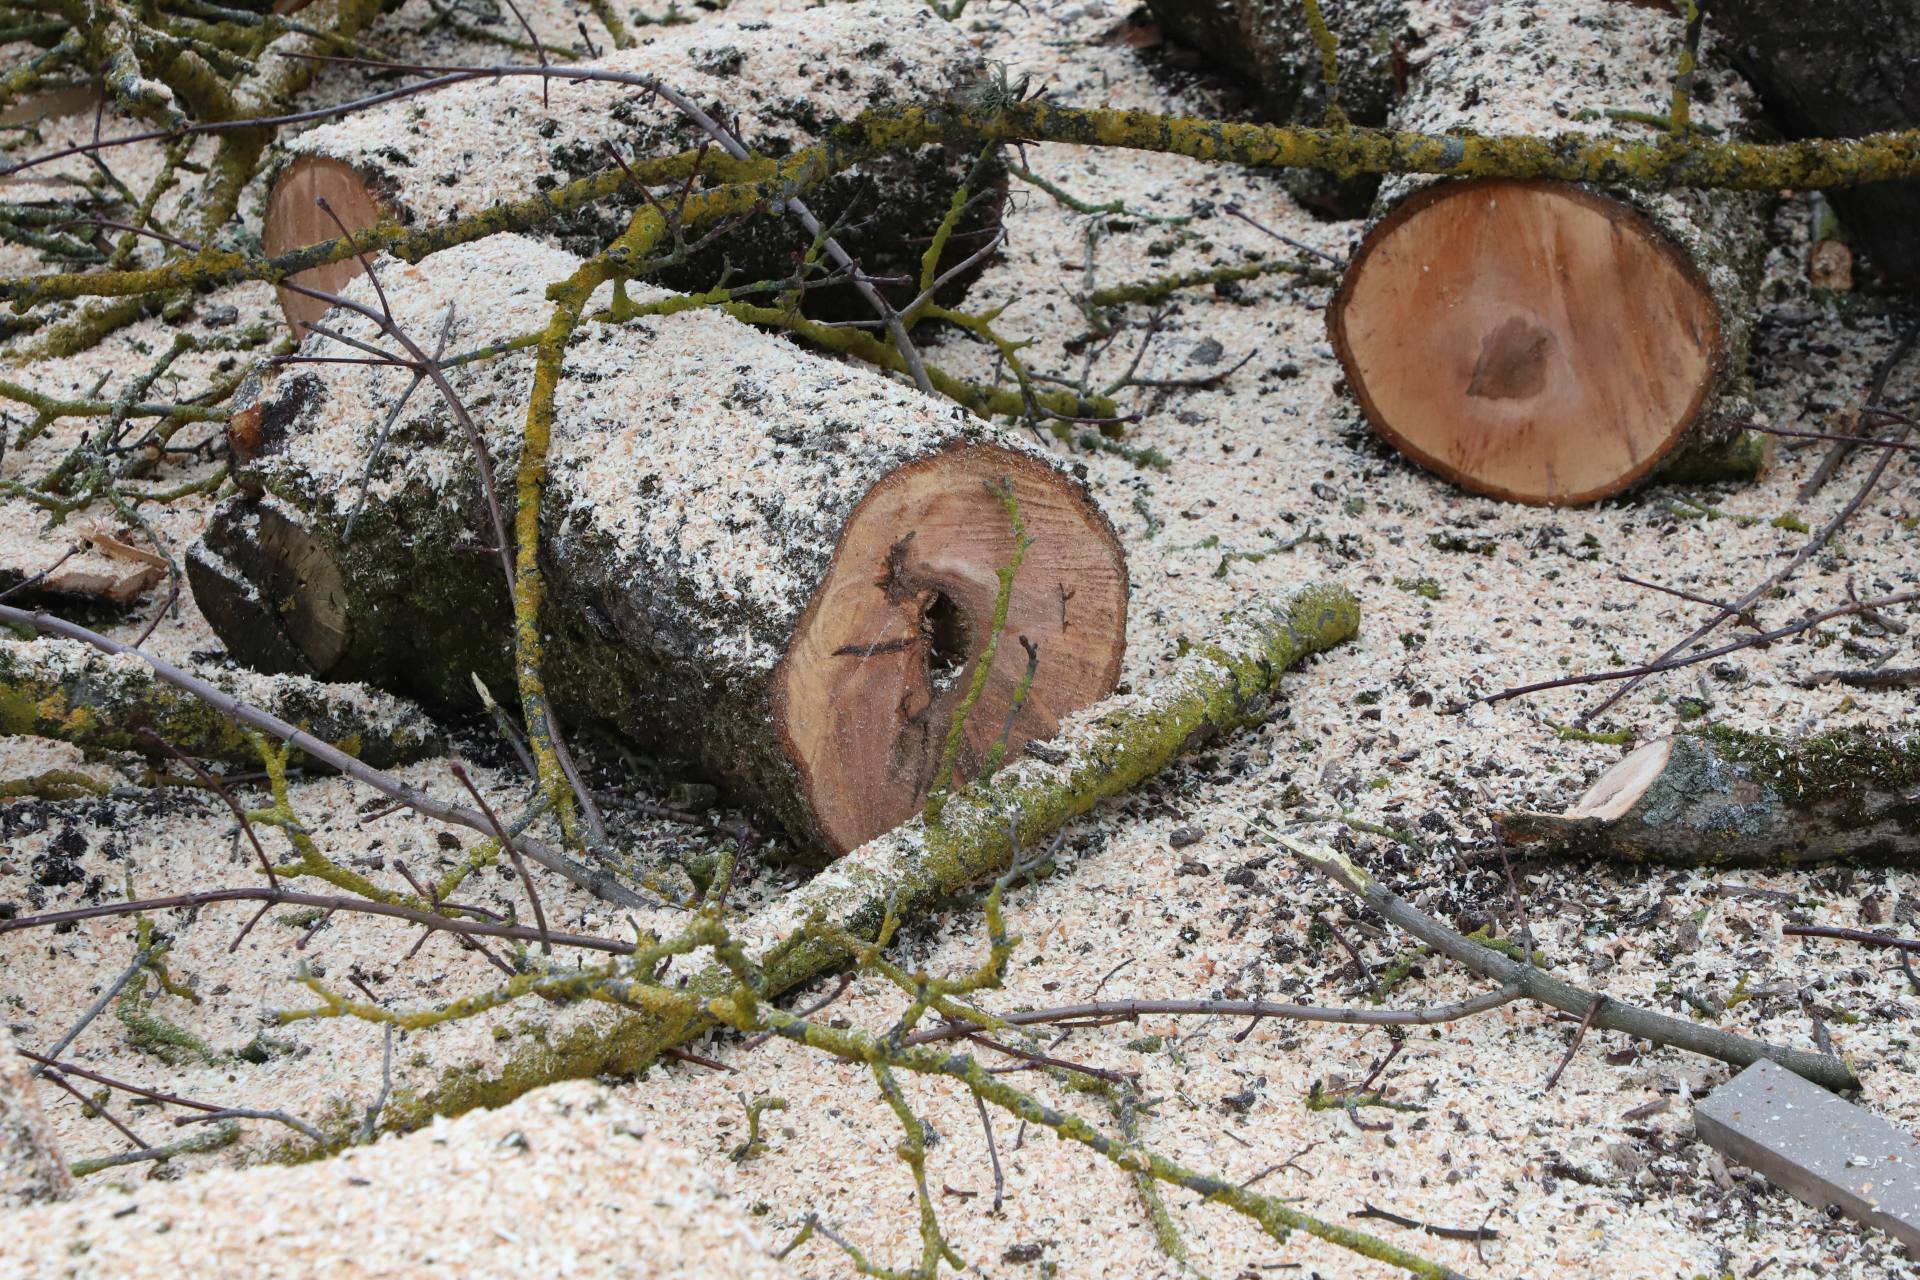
[1176,860,1210,876]
[1188,337,1225,366]
[1168,824,1204,848]
[1002,1243,1044,1264]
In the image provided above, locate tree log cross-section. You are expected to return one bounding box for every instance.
[188,236,1128,859]
[1328,0,1770,505]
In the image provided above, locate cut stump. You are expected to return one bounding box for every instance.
[1328,0,1769,505]
[1495,726,1920,866]
[190,236,1127,858]
[261,0,1001,334]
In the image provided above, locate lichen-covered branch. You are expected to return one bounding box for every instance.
[378,584,1358,1125]
[845,99,1920,191]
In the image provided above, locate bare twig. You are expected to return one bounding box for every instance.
[1782,925,1920,955]
[901,989,1524,1047]
[0,887,634,955]
[1274,833,1859,1092]
[452,763,551,955]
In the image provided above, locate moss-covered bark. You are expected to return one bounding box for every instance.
[0,635,443,769]
[379,583,1359,1130]
[1497,725,1920,866]
[10,0,387,361]
[191,235,1124,858]
[267,1,1002,323]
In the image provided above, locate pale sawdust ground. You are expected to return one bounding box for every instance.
[3,0,1919,1277]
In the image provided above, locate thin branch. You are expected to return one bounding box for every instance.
[901,988,1524,1046]
[1782,925,1920,955]
[452,762,551,955]
[0,887,631,953]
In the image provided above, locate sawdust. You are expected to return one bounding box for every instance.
[2,0,1917,1278]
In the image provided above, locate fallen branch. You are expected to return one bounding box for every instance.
[1275,835,1860,1092]
[1496,727,1920,866]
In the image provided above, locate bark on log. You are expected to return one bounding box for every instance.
[0,636,444,769]
[1140,0,1417,213]
[1496,726,1920,866]
[379,583,1359,1131]
[1709,0,1920,289]
[188,235,1129,859]
[0,1028,70,1209]
[261,0,1002,332]
[1327,0,1771,505]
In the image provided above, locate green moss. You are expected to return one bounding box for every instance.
[1551,721,1636,746]
[1427,532,1496,555]
[1771,512,1811,533]
[1392,576,1441,600]
[1463,927,1546,967]
[370,586,1360,1138]
[1695,724,1920,823]
[116,983,220,1067]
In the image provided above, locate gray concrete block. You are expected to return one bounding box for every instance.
[1695,1058,1919,1251]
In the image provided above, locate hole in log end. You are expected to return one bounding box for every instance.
[923,589,969,692]
[1330,179,1723,506]
[264,156,389,335]
[774,443,1128,856]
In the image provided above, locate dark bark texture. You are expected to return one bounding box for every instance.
[1140,0,1415,214]
[1710,0,1920,287]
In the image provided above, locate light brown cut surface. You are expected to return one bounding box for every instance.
[263,155,387,333]
[1567,737,1672,821]
[775,443,1127,855]
[1330,179,1723,505]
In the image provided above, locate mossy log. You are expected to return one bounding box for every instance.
[0,635,443,769]
[190,235,1129,859]
[1327,0,1771,505]
[261,0,1001,332]
[1140,0,1415,214]
[382,583,1359,1130]
[0,1028,70,1209]
[1710,0,1920,289]
[1496,726,1920,866]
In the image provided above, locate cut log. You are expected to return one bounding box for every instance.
[1327,0,1770,505]
[1140,0,1418,213]
[262,0,1002,333]
[1495,726,1920,866]
[189,235,1129,859]
[1709,0,1920,289]
[0,636,445,769]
